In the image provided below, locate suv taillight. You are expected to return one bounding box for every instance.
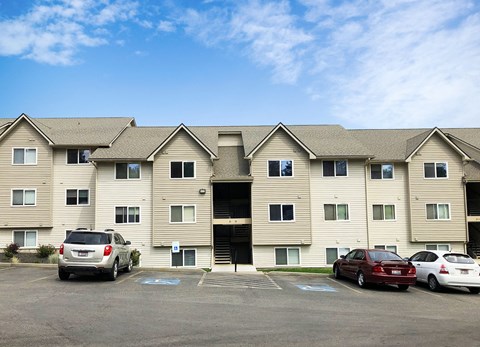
[104,245,113,256]
[439,264,449,274]
[59,244,64,255]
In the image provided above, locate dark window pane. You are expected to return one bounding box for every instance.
[281,160,293,177]
[13,149,24,164]
[424,163,435,178]
[128,207,139,223]
[324,204,336,220]
[426,204,437,219]
[282,205,294,221]
[14,231,25,247]
[436,163,447,178]
[116,207,127,223]
[336,161,347,176]
[269,205,281,221]
[171,162,182,178]
[171,206,183,222]
[67,149,78,164]
[12,190,23,205]
[323,161,334,176]
[275,248,287,265]
[172,251,183,266]
[66,190,77,205]
[382,164,393,179]
[268,161,280,177]
[373,205,383,220]
[79,149,90,164]
[184,250,196,266]
[326,248,338,264]
[78,190,89,205]
[116,163,128,179]
[128,163,140,179]
[371,164,381,179]
[184,162,194,178]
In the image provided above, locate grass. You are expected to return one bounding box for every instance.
[260,267,333,274]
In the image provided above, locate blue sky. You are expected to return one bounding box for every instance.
[1,0,479,128]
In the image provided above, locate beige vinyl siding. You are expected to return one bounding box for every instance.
[152,129,212,247]
[409,134,466,242]
[95,161,154,263]
[0,120,52,229]
[250,129,311,245]
[307,159,368,266]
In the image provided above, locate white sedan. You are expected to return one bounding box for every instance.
[409,250,480,294]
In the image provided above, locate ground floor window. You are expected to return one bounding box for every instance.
[326,247,350,264]
[426,244,450,251]
[13,230,37,247]
[171,249,196,267]
[374,245,398,253]
[275,247,300,266]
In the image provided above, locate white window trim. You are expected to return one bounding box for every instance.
[12,230,38,248]
[170,248,197,268]
[66,149,91,165]
[274,247,301,266]
[114,162,142,180]
[11,188,37,207]
[370,163,394,180]
[322,159,349,178]
[169,204,197,224]
[65,189,90,206]
[425,203,451,221]
[12,147,37,165]
[325,247,351,264]
[425,244,451,251]
[268,203,296,222]
[324,203,350,221]
[169,160,196,179]
[267,159,294,178]
[114,206,141,224]
[373,245,398,253]
[372,204,397,221]
[423,162,449,179]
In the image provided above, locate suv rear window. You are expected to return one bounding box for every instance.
[65,232,111,245]
[443,253,475,264]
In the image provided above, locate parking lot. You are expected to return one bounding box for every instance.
[1,265,480,346]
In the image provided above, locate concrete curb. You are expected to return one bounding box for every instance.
[0,263,57,268]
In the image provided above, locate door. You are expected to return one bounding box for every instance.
[410,251,428,282]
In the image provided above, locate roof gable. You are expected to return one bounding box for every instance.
[0,113,53,145]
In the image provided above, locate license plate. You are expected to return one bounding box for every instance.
[392,270,401,275]
[78,251,88,257]
[460,269,469,275]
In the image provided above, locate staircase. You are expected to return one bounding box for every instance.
[214,237,231,264]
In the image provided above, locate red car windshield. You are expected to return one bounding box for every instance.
[368,251,402,262]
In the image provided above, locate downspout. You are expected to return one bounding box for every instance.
[364,159,371,248]
[407,161,413,243]
[462,162,469,253]
[91,160,98,230]
[210,157,215,269]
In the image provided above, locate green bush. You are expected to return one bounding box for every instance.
[4,243,19,259]
[36,244,56,258]
[131,249,141,266]
[48,253,59,264]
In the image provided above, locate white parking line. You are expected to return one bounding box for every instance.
[28,274,56,283]
[410,286,442,298]
[116,270,144,284]
[197,272,207,286]
[327,277,363,294]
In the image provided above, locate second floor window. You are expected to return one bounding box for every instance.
[324,204,349,221]
[170,161,195,178]
[424,162,447,178]
[371,164,393,179]
[323,160,347,177]
[116,206,140,224]
[268,160,293,177]
[269,204,295,222]
[13,148,37,165]
[67,149,90,164]
[116,163,141,179]
[373,204,396,220]
[12,189,36,206]
[426,203,450,220]
[170,205,196,223]
[66,189,89,205]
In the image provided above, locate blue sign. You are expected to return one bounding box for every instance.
[139,278,180,285]
[296,284,336,292]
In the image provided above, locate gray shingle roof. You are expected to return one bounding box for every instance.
[212,146,250,181]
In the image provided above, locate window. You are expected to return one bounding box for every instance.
[374,245,398,253]
[66,189,89,205]
[115,206,140,224]
[67,149,90,164]
[275,248,300,265]
[424,162,448,178]
[426,244,450,251]
[171,249,196,267]
[371,164,393,179]
[170,205,196,223]
[269,204,295,222]
[12,148,37,165]
[268,160,293,177]
[324,204,349,221]
[373,204,396,220]
[323,160,347,177]
[12,189,36,206]
[115,163,141,179]
[170,161,195,178]
[426,203,450,220]
[326,247,350,264]
[13,230,37,247]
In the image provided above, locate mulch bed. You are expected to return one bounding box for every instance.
[0,252,51,264]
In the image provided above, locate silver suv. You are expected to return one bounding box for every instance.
[58,229,132,281]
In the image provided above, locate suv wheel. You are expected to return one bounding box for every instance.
[58,270,70,281]
[108,260,119,281]
[125,257,133,273]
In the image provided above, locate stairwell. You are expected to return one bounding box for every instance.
[214,236,231,264]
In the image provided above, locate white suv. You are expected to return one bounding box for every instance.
[58,229,132,281]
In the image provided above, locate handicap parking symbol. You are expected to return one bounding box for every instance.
[296,284,336,292]
[139,278,180,285]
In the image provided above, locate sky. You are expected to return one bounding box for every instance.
[0,0,479,129]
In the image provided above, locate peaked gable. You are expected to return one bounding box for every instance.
[0,113,54,145]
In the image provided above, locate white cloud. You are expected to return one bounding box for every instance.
[0,0,139,65]
[157,20,176,33]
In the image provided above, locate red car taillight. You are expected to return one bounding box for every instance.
[439,264,449,274]
[59,244,64,255]
[408,267,416,275]
[372,265,385,273]
[104,245,113,256]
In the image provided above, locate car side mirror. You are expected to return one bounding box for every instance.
[340,255,346,259]
[125,241,131,245]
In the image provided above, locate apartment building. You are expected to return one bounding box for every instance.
[1,114,480,269]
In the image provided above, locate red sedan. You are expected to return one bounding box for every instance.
[333,249,416,290]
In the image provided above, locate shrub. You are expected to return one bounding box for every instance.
[4,243,19,259]
[131,249,141,266]
[37,244,56,258]
[48,253,59,264]
[10,256,20,264]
